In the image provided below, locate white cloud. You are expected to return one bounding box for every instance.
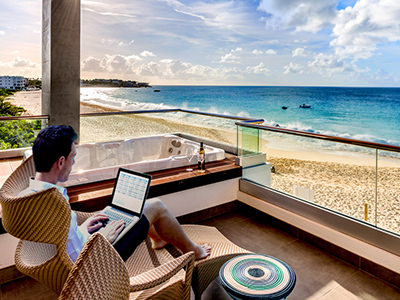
[331,0,400,60]
[220,47,242,63]
[252,49,263,55]
[140,50,156,57]
[292,47,306,57]
[160,0,258,34]
[308,53,359,76]
[82,54,142,73]
[220,52,239,63]
[0,57,37,68]
[82,0,106,6]
[310,53,343,69]
[258,0,337,33]
[137,62,161,76]
[283,62,304,74]
[252,49,276,55]
[160,59,174,64]
[82,54,255,84]
[246,62,270,74]
[118,40,135,47]
[101,39,134,47]
[82,7,136,18]
[81,56,104,72]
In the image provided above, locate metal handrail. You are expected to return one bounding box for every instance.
[235,121,400,153]
[80,108,253,121]
[0,114,49,121]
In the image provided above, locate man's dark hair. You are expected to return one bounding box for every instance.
[32,125,78,172]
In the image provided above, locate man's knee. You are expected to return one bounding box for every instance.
[144,198,167,221]
[146,198,166,211]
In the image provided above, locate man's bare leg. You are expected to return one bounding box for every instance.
[148,225,168,249]
[144,198,211,260]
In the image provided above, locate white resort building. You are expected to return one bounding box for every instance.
[0,76,27,90]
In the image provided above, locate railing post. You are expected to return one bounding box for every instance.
[375,148,378,226]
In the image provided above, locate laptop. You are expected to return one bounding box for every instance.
[101,168,152,244]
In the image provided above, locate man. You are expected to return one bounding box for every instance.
[20,125,210,262]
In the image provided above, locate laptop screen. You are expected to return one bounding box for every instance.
[112,169,151,214]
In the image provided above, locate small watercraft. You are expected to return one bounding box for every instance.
[153,89,160,92]
[299,103,311,108]
[281,106,288,110]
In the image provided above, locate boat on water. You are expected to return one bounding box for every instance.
[154,89,160,92]
[299,103,311,108]
[282,106,288,110]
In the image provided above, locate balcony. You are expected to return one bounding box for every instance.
[0,110,400,298]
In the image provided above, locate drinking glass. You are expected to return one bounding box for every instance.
[185,146,197,171]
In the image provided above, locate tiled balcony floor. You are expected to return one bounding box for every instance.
[1,208,400,299]
[200,210,400,300]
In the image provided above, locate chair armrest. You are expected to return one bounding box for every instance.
[129,250,195,292]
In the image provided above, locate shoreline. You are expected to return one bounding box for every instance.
[5,90,122,115]
[6,90,400,166]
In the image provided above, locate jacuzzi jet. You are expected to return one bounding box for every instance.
[171,140,182,147]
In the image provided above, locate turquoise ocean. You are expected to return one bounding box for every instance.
[81,86,400,148]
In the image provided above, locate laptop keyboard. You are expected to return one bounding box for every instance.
[103,208,139,227]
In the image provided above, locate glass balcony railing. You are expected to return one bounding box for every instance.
[80,109,246,151]
[236,121,400,236]
[1,110,399,237]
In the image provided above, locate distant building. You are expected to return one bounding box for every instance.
[0,76,27,89]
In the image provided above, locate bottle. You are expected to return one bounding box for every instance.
[198,142,205,173]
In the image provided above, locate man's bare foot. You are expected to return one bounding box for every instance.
[151,238,168,250]
[194,244,211,260]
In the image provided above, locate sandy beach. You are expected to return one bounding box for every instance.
[5,90,400,233]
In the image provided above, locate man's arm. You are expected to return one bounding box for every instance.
[79,214,125,243]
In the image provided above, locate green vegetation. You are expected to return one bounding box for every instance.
[28,78,42,89]
[0,89,41,150]
[81,78,151,88]
[0,89,24,116]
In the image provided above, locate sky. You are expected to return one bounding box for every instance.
[0,0,399,86]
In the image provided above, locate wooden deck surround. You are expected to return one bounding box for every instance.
[67,154,241,212]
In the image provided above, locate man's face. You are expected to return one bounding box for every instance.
[59,143,76,182]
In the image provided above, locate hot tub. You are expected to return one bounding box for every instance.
[62,134,225,186]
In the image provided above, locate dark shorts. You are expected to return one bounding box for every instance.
[113,215,150,261]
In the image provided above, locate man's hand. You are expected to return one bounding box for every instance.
[99,220,125,243]
[83,214,109,234]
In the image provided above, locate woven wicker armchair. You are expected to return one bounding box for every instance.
[0,156,74,293]
[0,157,196,299]
[1,156,250,299]
[180,225,251,300]
[59,232,195,300]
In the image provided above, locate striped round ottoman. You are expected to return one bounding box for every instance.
[219,254,296,300]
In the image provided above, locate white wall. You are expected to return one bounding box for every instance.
[155,178,239,217]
